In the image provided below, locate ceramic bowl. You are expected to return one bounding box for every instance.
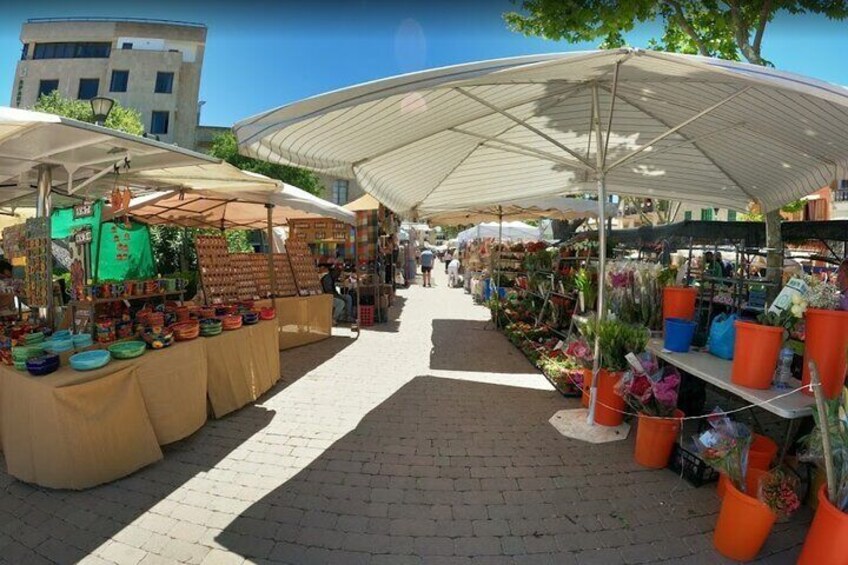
[26,354,60,376]
[12,346,38,361]
[141,328,174,349]
[107,340,147,360]
[51,330,72,341]
[46,338,74,353]
[242,312,260,325]
[72,334,94,349]
[69,350,111,371]
[259,307,276,320]
[24,332,45,344]
[171,321,200,341]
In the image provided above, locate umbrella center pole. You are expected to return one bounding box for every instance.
[266,204,276,298]
[587,174,608,426]
[36,165,55,330]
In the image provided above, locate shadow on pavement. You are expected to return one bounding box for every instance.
[0,405,275,563]
[364,296,406,334]
[215,375,772,563]
[429,319,538,374]
[278,336,357,383]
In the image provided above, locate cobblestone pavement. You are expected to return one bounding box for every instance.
[0,268,809,564]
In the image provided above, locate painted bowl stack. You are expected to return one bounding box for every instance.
[222,315,243,331]
[242,311,260,325]
[171,320,200,341]
[69,350,111,371]
[259,307,276,321]
[107,340,146,360]
[26,353,60,376]
[200,318,223,337]
[141,327,174,349]
[72,333,94,349]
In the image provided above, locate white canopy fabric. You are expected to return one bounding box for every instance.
[427,196,619,226]
[0,106,218,208]
[235,48,848,216]
[123,177,355,229]
[457,221,542,244]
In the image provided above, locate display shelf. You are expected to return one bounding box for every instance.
[273,253,298,297]
[284,240,324,295]
[70,291,184,308]
[196,235,238,302]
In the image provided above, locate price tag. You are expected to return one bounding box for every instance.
[73,227,93,245]
[73,202,94,219]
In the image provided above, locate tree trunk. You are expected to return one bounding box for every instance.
[765,209,783,302]
[551,219,586,241]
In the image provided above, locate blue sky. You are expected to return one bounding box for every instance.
[2,1,847,127]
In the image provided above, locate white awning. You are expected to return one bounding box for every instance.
[235,49,848,215]
[426,195,618,225]
[0,106,218,207]
[457,221,543,244]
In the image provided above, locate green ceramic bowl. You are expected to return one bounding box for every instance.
[107,340,146,360]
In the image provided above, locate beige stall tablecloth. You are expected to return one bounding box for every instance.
[274,295,333,350]
[0,364,163,490]
[205,320,281,418]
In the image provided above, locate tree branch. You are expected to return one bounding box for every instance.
[665,0,712,56]
[727,0,764,65]
[752,0,772,55]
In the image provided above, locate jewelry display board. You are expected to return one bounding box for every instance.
[289,219,348,243]
[230,253,273,300]
[24,218,51,306]
[285,241,324,295]
[273,254,298,297]
[195,235,238,303]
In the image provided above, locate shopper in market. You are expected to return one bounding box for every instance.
[320,263,353,323]
[420,246,434,287]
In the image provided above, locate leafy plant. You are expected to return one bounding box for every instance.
[584,318,648,372]
[33,91,144,135]
[800,387,848,511]
[804,275,844,310]
[757,295,806,332]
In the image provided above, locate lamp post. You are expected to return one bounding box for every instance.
[90,96,115,126]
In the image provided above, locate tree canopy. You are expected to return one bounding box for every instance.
[208,131,324,196]
[32,91,144,136]
[505,1,848,66]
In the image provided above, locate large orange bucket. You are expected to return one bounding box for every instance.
[730,321,783,389]
[717,434,777,498]
[593,370,625,427]
[634,410,684,468]
[663,286,698,322]
[798,486,848,565]
[713,481,776,561]
[580,368,592,408]
[802,308,848,399]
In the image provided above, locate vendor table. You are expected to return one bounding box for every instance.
[647,339,814,419]
[205,320,280,417]
[0,364,162,490]
[257,295,332,350]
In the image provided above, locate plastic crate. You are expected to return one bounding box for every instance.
[667,442,719,487]
[359,305,374,327]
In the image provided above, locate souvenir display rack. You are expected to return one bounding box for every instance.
[273,253,298,297]
[285,240,324,295]
[195,235,238,303]
[289,218,348,244]
[24,218,51,307]
[230,253,272,300]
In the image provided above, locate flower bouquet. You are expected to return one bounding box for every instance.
[693,411,752,491]
[756,468,800,519]
[619,353,684,468]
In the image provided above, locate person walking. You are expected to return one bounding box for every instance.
[420,247,434,287]
[444,248,452,274]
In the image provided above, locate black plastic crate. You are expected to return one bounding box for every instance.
[667,442,719,487]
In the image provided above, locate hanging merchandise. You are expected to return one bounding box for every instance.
[24,217,50,307]
[95,221,157,281]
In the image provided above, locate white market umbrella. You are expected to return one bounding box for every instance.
[457,220,542,244]
[427,195,618,226]
[235,48,848,427]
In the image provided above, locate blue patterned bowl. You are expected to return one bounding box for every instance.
[69,350,111,371]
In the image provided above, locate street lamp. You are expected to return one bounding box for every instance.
[90,97,115,126]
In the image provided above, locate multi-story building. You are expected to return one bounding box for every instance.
[315,173,365,206]
[10,17,206,148]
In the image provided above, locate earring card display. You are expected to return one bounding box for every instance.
[273,254,297,297]
[289,219,349,243]
[230,253,273,300]
[195,235,238,302]
[24,218,51,307]
[284,241,324,296]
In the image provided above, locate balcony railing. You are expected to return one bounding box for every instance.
[835,190,848,202]
[27,17,206,28]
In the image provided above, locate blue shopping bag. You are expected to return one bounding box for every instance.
[706,313,737,360]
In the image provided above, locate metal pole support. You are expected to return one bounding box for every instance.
[36,165,54,329]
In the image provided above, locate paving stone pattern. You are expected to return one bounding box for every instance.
[0,268,809,564]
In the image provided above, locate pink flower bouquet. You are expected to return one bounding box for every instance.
[617,353,681,417]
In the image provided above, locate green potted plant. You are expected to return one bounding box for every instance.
[574,267,597,313]
[797,385,848,563]
[584,319,648,427]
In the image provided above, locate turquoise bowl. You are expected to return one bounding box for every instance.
[69,350,111,371]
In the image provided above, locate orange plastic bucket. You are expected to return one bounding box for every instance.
[662,286,698,322]
[802,308,848,399]
[593,370,625,427]
[748,434,778,470]
[798,486,848,565]
[717,467,769,499]
[713,481,776,561]
[634,410,684,469]
[730,321,783,390]
[580,368,592,408]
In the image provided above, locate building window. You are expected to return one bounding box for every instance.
[122,42,133,50]
[150,111,169,135]
[727,210,737,222]
[700,208,714,221]
[38,80,59,99]
[20,43,28,60]
[154,72,174,94]
[684,211,692,221]
[331,180,349,204]
[110,70,129,92]
[77,78,99,100]
[33,42,110,59]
